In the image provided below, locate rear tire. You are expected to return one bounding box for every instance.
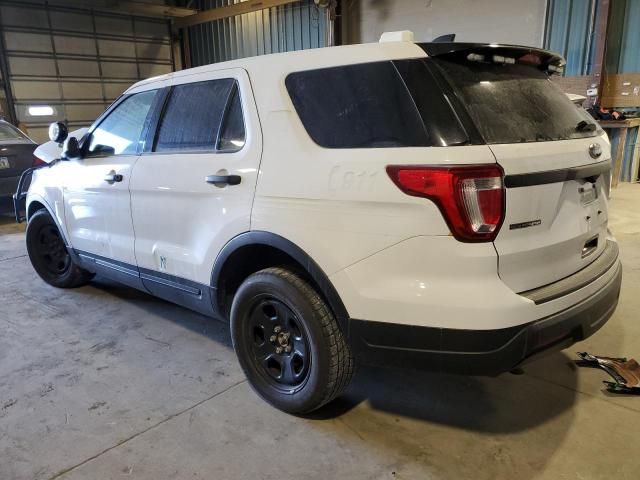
[26,209,94,288]
[230,267,354,414]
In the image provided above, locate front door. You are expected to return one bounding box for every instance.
[129,69,262,312]
[62,89,158,283]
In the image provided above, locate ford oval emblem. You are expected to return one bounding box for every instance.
[589,143,602,159]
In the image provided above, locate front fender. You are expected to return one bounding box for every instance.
[27,189,69,247]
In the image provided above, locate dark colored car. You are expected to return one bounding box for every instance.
[0,120,38,210]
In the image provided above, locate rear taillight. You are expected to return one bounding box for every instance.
[32,155,47,167]
[386,164,505,242]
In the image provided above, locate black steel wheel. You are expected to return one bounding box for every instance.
[35,224,71,276]
[231,267,354,414]
[247,297,311,392]
[26,209,94,288]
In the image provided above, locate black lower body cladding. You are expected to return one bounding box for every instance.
[350,261,622,375]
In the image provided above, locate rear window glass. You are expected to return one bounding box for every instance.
[432,59,600,144]
[285,60,467,149]
[217,85,245,152]
[0,122,26,141]
[155,78,235,152]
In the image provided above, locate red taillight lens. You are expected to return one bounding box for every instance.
[386,164,505,242]
[32,155,47,167]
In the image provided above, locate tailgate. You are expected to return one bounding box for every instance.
[492,137,611,292]
[427,49,612,293]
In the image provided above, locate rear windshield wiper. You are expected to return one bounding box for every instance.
[575,120,597,132]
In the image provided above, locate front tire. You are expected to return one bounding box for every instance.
[230,267,354,414]
[26,209,94,288]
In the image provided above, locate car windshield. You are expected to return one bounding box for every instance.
[431,58,600,144]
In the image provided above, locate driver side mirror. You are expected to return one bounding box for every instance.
[62,136,82,160]
[48,121,68,145]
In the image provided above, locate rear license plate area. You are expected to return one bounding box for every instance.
[579,182,597,205]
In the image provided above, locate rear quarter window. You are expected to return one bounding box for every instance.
[285,60,468,149]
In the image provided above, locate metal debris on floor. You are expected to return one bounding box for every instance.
[576,352,640,394]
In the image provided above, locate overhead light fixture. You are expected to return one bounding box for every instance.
[28,105,55,116]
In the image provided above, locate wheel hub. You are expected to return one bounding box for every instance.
[273,329,292,351]
[248,298,311,390]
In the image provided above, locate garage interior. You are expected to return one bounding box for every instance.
[1,0,640,479]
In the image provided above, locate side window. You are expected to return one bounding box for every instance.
[285,62,430,149]
[154,78,236,152]
[393,59,469,147]
[88,90,157,156]
[217,84,246,152]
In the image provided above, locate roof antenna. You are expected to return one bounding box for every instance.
[433,34,456,42]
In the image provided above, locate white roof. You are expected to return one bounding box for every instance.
[125,40,427,95]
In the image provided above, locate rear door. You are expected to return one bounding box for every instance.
[432,54,610,293]
[130,68,262,307]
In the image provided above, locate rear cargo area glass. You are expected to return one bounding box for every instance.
[432,59,599,144]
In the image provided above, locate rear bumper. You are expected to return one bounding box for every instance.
[350,259,622,375]
[0,175,19,196]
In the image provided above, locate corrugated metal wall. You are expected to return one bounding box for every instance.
[0,0,173,143]
[546,0,640,76]
[187,0,327,67]
[544,0,597,76]
[606,0,640,74]
[607,126,639,182]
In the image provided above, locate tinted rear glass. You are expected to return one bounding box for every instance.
[155,78,235,152]
[285,60,467,148]
[217,85,245,152]
[432,58,599,144]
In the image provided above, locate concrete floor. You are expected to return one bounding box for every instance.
[1,186,639,480]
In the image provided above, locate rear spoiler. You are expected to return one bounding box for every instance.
[418,42,566,74]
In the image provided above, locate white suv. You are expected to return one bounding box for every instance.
[19,35,622,414]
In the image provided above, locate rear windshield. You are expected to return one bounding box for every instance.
[285,60,468,148]
[432,58,599,144]
[0,122,26,141]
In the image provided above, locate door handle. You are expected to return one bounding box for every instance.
[206,174,241,186]
[104,171,123,184]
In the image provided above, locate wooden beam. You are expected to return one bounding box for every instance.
[175,0,300,29]
[170,25,183,70]
[49,0,197,18]
[589,0,611,106]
